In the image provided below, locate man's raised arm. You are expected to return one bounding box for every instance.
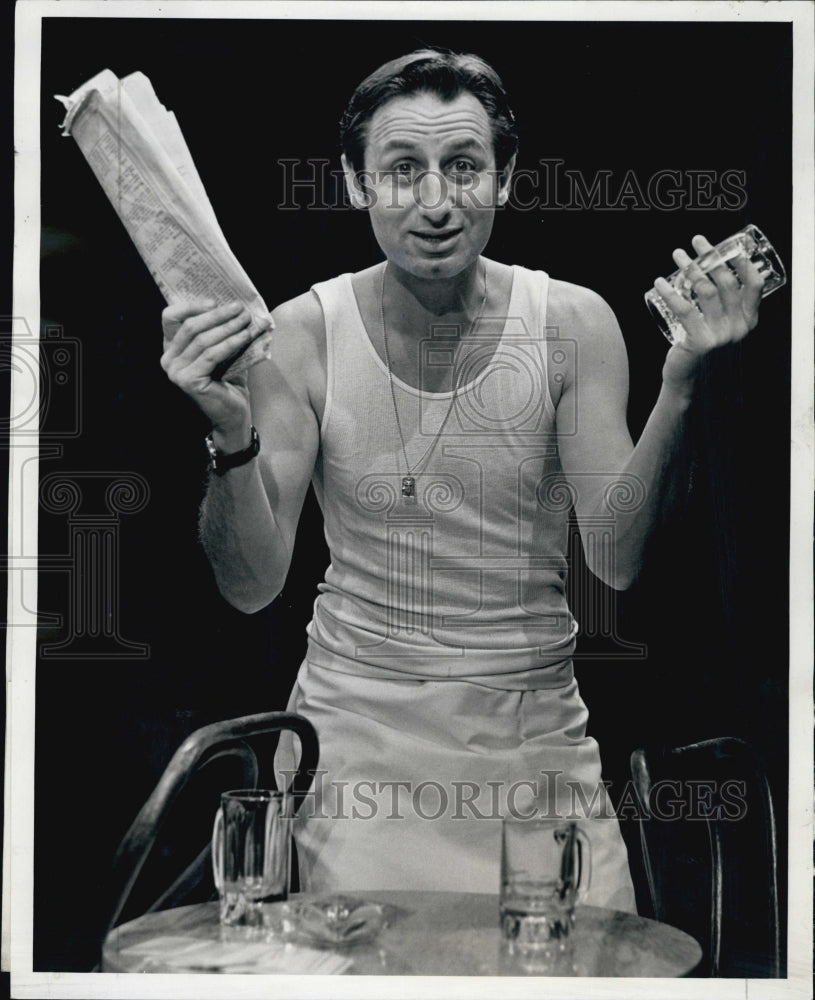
[161,294,325,613]
[553,234,764,590]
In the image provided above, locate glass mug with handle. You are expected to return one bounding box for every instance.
[211,788,292,928]
[500,816,591,952]
[644,224,786,345]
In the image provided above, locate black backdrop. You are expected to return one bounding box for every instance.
[34,16,791,971]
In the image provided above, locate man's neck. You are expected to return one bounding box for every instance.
[385,259,485,336]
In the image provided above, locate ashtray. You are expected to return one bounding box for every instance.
[291,894,389,947]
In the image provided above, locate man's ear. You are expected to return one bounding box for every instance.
[496,153,516,207]
[342,153,370,210]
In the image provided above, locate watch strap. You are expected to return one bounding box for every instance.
[205,425,260,475]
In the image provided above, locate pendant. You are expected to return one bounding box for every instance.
[401,475,417,503]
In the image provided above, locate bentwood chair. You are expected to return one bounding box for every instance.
[630,736,781,977]
[104,711,319,943]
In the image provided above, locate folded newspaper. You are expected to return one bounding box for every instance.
[56,69,274,379]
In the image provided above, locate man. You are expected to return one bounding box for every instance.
[161,51,763,908]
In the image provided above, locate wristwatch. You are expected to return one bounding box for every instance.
[205,425,260,475]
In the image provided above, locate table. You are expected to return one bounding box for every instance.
[103,891,702,977]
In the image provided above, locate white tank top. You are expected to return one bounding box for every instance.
[305,263,578,690]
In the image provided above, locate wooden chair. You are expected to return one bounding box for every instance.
[104,711,319,941]
[630,736,781,977]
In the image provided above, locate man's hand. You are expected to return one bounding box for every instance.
[654,234,764,396]
[161,299,259,447]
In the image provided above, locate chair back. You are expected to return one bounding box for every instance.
[105,711,319,938]
[630,737,780,977]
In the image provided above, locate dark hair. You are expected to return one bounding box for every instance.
[340,49,518,172]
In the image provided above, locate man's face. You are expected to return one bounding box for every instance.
[344,91,514,281]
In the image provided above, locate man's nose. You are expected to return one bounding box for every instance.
[415,170,453,221]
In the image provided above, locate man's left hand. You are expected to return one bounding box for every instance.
[654,233,764,395]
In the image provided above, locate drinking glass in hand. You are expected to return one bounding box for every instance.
[500,816,591,955]
[211,789,292,928]
[645,224,786,345]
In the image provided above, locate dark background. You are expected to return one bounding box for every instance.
[34,17,791,971]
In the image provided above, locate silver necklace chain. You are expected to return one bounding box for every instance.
[379,261,488,502]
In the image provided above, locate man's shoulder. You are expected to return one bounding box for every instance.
[259,288,328,383]
[545,277,624,360]
[271,263,378,333]
[547,277,617,333]
[271,286,325,333]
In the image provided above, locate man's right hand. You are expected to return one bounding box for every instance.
[161,299,258,448]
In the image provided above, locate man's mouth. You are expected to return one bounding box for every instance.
[411,228,462,246]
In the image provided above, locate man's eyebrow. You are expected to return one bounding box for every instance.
[378,136,487,154]
[379,139,417,153]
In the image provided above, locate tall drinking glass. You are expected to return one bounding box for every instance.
[500,816,591,954]
[211,788,292,928]
[644,224,786,345]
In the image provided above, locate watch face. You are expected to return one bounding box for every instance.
[205,434,219,469]
[205,427,259,474]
